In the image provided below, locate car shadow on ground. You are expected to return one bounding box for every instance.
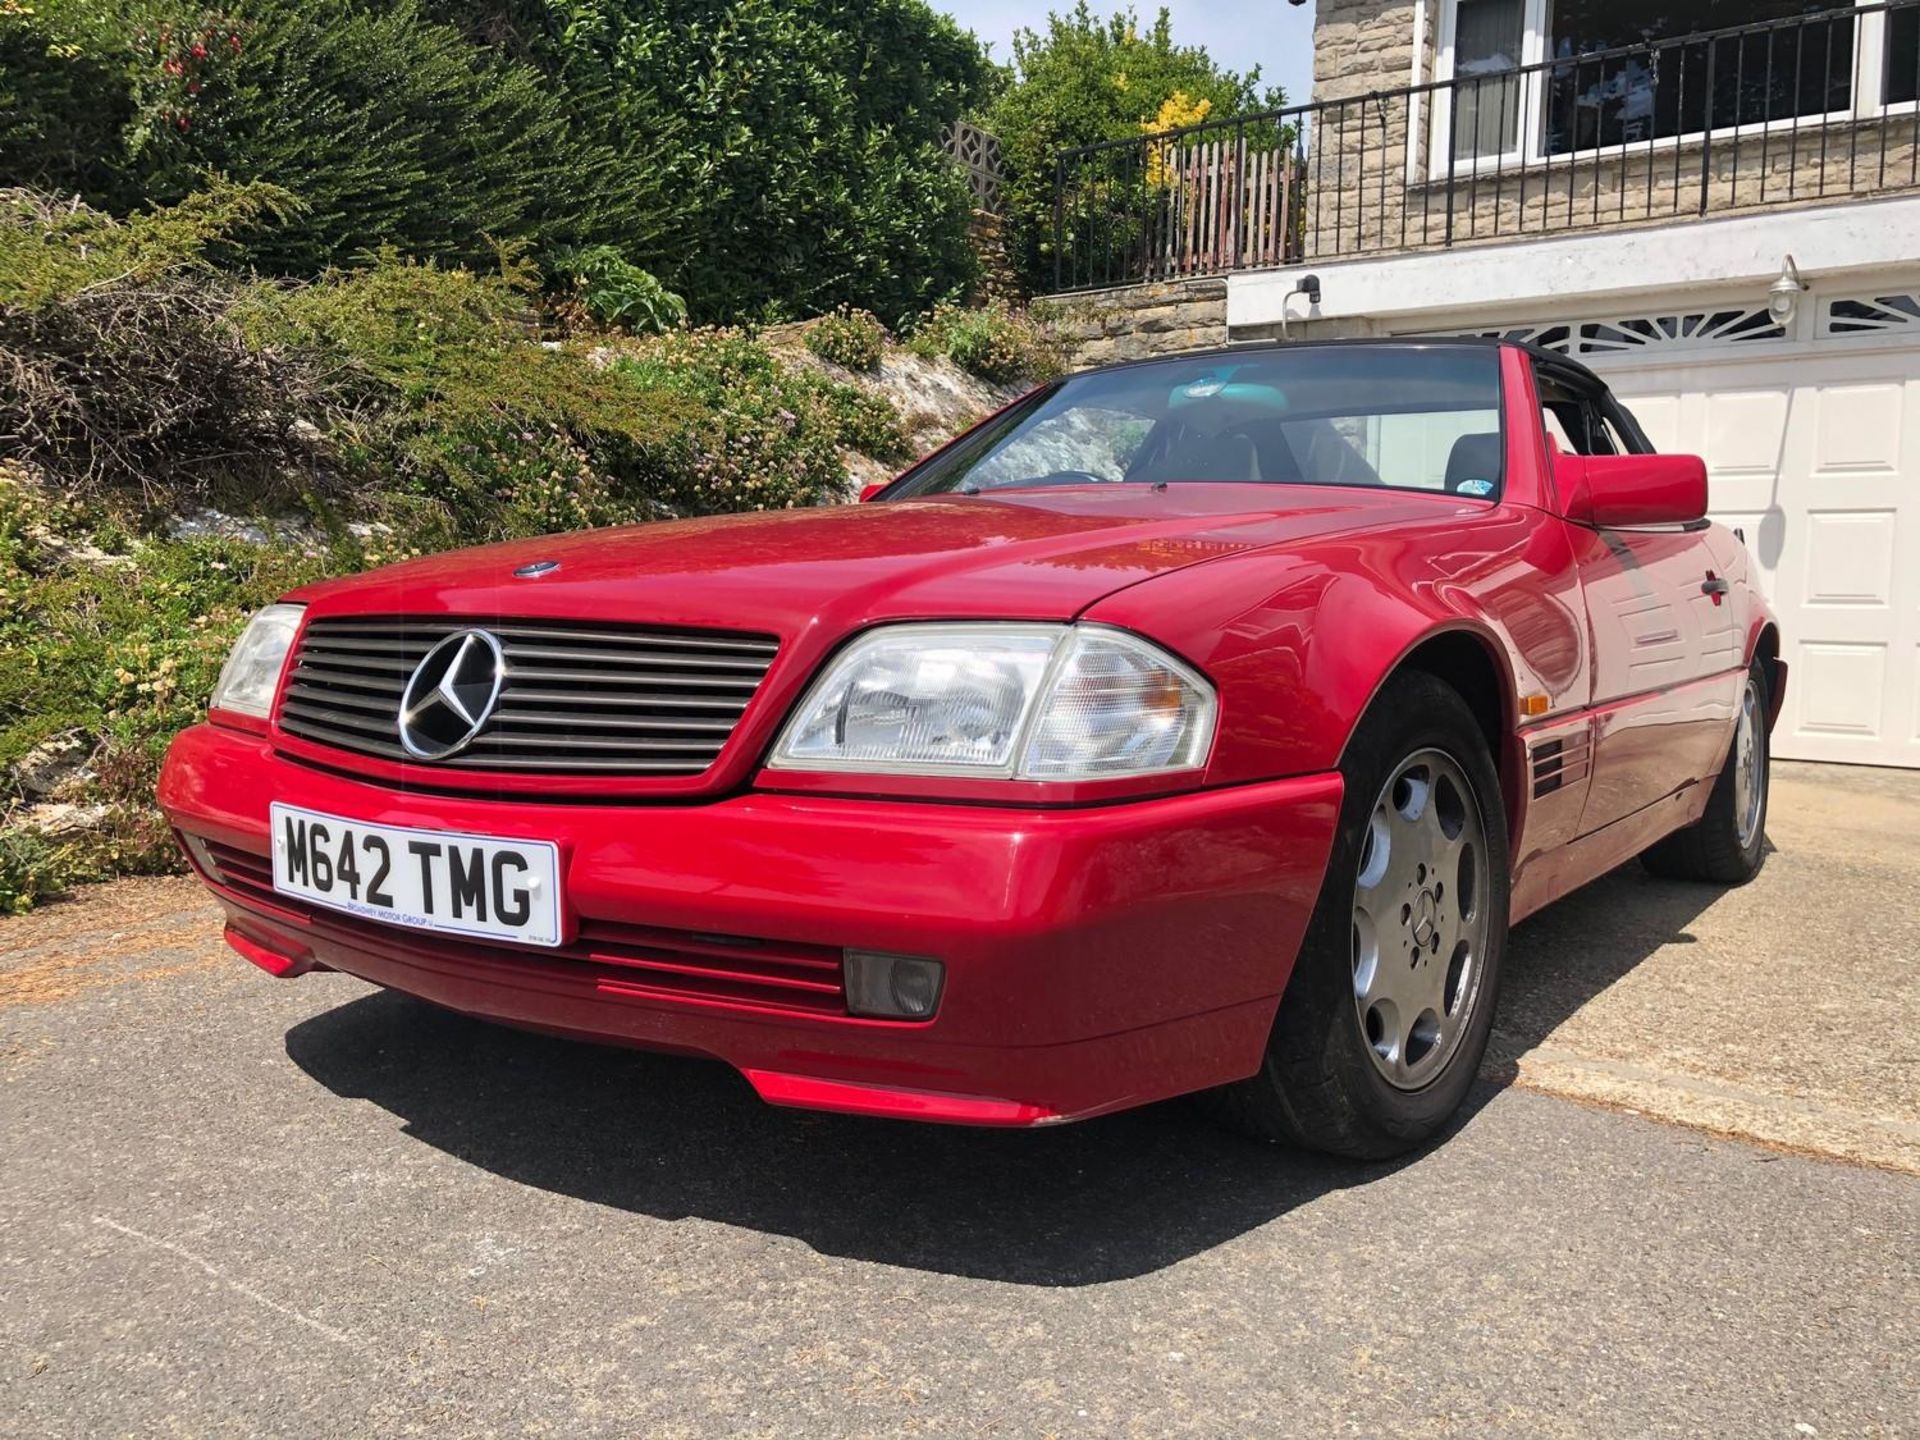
[285,862,1727,1286]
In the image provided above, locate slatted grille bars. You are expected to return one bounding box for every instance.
[278,616,779,776]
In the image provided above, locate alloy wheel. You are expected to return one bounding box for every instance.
[1733,677,1765,850]
[1350,747,1493,1091]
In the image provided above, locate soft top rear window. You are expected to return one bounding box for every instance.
[887,345,1506,502]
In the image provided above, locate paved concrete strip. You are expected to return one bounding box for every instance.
[1502,1043,1920,1173]
[1491,760,1920,1173]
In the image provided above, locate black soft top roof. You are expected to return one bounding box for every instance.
[1071,335,1607,391]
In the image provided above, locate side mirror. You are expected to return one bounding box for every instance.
[857,481,889,503]
[1557,452,1707,528]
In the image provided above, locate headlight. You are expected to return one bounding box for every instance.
[210,603,304,719]
[768,623,1215,780]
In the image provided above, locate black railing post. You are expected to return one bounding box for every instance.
[1444,76,1459,246]
[1235,118,1246,272]
[1053,154,1065,292]
[1700,38,1717,214]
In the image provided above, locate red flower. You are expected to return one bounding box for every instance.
[191,42,207,58]
[188,80,202,94]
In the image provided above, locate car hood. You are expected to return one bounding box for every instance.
[291,486,1458,638]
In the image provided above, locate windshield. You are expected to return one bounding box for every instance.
[888,344,1507,501]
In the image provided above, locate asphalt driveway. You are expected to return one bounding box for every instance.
[2,762,1915,1437]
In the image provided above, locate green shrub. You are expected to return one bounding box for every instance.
[0,824,62,915]
[0,0,138,200]
[545,245,687,334]
[804,307,888,371]
[0,187,699,512]
[909,301,1062,385]
[22,0,686,276]
[796,372,909,461]
[609,328,888,513]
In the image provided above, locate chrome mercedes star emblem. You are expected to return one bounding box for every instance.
[398,630,506,760]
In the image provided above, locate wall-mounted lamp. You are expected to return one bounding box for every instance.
[1767,255,1807,326]
[1279,273,1322,341]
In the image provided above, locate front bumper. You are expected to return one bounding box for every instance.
[159,724,1342,1125]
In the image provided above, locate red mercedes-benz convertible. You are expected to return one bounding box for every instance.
[158,340,1781,1157]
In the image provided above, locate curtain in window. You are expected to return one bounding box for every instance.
[1452,0,1526,159]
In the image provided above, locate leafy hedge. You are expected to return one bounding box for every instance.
[5,0,992,325]
[4,0,685,279]
[419,0,995,326]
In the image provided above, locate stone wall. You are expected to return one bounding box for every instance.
[1314,0,1428,103]
[1043,278,1228,370]
[965,210,1021,305]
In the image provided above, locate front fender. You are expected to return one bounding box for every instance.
[1079,504,1583,785]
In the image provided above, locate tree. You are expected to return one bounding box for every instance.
[425,0,999,326]
[984,3,1285,293]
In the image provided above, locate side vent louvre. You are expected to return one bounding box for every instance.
[1530,731,1593,798]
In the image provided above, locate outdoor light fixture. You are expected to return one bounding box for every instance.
[1767,255,1807,326]
[1280,272,1322,341]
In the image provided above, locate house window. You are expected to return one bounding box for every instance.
[1543,0,1853,154]
[1436,0,1920,162]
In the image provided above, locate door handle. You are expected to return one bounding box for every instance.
[1701,574,1729,600]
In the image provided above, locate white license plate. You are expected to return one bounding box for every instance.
[270,803,562,947]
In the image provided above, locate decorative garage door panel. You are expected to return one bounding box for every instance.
[1600,352,1920,769]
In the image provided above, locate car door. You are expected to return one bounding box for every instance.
[1541,363,1740,835]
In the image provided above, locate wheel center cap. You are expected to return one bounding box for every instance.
[1411,889,1439,947]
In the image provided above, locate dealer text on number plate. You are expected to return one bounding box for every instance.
[269,802,562,946]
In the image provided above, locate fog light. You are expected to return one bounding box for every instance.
[178,831,223,882]
[844,951,945,1019]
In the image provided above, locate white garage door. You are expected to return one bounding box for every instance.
[1596,337,1920,768]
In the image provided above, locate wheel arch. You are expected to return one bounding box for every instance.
[1344,624,1522,840]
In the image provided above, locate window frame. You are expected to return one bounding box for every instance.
[1427,0,1915,178]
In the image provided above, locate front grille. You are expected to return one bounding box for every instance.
[278,615,779,776]
[195,836,848,1018]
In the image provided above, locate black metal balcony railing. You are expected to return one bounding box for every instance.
[1052,0,1920,293]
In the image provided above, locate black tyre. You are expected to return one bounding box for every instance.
[1640,660,1770,885]
[1204,671,1511,1159]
